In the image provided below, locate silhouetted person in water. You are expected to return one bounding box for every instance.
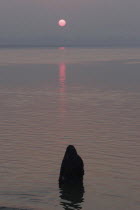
[59,145,84,185]
[59,181,85,210]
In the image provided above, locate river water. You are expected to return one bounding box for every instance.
[0,48,140,210]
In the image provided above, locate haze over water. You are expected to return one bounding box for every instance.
[0,48,140,210]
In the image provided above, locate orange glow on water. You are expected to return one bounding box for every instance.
[59,63,66,93]
[58,47,65,50]
[59,63,66,115]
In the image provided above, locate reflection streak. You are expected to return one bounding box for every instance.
[59,63,66,113]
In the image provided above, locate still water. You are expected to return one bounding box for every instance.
[0,48,140,210]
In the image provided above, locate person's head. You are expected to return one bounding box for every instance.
[65,145,77,159]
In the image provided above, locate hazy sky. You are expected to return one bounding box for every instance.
[0,0,140,46]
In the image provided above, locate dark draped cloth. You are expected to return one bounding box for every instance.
[59,145,84,184]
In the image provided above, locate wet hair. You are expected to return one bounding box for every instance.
[59,145,84,184]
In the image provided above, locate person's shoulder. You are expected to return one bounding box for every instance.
[77,154,84,165]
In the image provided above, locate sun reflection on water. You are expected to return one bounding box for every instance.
[59,63,66,114]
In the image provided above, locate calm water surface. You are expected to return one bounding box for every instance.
[0,48,140,210]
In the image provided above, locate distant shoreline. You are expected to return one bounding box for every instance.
[0,44,140,49]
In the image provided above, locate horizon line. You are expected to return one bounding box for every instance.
[0,44,140,49]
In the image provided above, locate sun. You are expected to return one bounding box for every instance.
[58,19,66,27]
